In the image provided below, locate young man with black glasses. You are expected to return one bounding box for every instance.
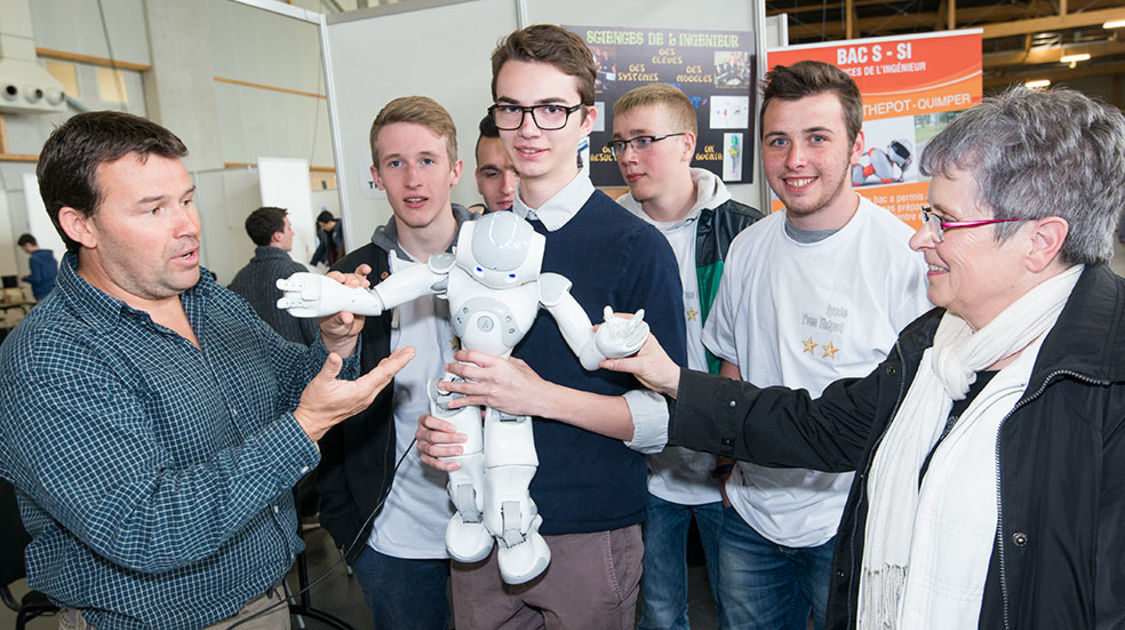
[417,24,686,629]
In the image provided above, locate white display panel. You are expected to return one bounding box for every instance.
[258,157,317,266]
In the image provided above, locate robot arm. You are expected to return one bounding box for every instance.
[276,253,455,318]
[539,273,649,371]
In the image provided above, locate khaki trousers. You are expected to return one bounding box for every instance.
[58,585,291,630]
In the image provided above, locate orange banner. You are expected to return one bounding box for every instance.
[768,31,982,121]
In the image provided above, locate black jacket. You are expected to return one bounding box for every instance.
[316,239,396,562]
[672,265,1125,629]
[316,206,474,561]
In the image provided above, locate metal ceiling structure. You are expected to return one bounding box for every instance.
[766,0,1125,90]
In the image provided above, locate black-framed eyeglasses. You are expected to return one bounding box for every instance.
[920,206,1024,243]
[607,133,687,159]
[489,103,585,131]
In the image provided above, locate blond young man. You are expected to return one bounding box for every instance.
[611,83,762,629]
[316,96,475,629]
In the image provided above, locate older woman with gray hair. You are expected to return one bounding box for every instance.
[419,86,1125,628]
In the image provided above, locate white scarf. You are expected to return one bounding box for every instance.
[858,264,1083,629]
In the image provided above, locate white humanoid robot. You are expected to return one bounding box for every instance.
[852,138,914,186]
[275,211,648,585]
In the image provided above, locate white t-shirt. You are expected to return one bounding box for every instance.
[702,196,930,547]
[366,252,457,559]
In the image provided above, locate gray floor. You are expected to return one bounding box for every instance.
[7,239,1125,630]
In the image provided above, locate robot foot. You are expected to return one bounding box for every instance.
[445,512,494,563]
[497,514,551,585]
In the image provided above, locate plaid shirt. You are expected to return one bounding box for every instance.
[0,253,355,629]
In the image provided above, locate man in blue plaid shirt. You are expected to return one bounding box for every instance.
[0,111,413,629]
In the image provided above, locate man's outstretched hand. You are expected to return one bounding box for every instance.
[294,346,415,442]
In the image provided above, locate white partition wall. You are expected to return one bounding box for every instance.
[320,0,768,246]
[321,0,518,249]
[22,173,66,260]
[258,157,318,266]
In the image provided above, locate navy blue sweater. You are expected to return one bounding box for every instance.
[24,249,58,300]
[518,190,686,535]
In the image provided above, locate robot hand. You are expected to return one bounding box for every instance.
[276,272,386,318]
[594,306,649,359]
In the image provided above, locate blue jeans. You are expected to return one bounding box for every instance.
[639,493,724,630]
[351,545,450,630]
[718,507,834,630]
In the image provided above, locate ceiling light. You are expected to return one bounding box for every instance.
[1103,19,1125,29]
[1060,52,1091,68]
[1060,53,1091,64]
[1024,79,1051,89]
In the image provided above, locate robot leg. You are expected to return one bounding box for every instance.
[429,377,492,562]
[482,408,550,585]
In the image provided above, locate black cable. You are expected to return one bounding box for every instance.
[94,0,127,111]
[225,436,417,629]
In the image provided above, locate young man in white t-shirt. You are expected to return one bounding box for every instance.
[701,61,930,630]
[316,96,475,629]
[610,83,762,629]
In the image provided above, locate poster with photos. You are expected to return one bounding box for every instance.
[565,25,756,186]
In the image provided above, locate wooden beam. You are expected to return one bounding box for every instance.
[947,0,956,30]
[35,47,152,71]
[767,0,889,17]
[845,0,855,39]
[984,61,1125,88]
[982,7,1125,39]
[223,162,336,172]
[785,1,1124,41]
[212,77,326,99]
[984,40,1125,67]
[787,4,1040,40]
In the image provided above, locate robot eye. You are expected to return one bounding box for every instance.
[474,266,484,277]
[505,273,518,284]
[508,273,516,279]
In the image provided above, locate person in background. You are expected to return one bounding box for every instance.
[311,210,345,267]
[229,206,318,346]
[17,233,58,300]
[609,82,762,629]
[474,115,518,212]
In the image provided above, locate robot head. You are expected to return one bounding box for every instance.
[458,211,544,288]
[888,138,913,169]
